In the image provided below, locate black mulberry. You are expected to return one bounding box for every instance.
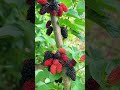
[61,27,68,38]
[46,26,53,36]
[27,5,35,23]
[39,4,49,15]
[44,51,53,60]
[66,67,76,81]
[21,59,35,84]
[53,51,61,59]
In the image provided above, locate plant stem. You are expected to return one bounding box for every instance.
[51,15,63,48]
[51,15,71,90]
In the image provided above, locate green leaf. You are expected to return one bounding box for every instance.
[35,70,49,83]
[86,9,120,38]
[36,84,49,90]
[60,0,72,7]
[0,25,23,38]
[66,9,80,19]
[49,73,62,82]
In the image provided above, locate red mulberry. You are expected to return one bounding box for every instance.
[57,63,62,73]
[57,6,63,17]
[46,20,51,28]
[80,54,85,62]
[44,58,53,66]
[107,66,120,85]
[37,0,48,5]
[61,54,68,61]
[60,3,68,12]
[50,64,57,75]
[59,48,66,54]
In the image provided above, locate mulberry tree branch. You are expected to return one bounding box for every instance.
[51,15,71,90]
[51,15,63,48]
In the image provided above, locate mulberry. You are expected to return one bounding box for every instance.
[49,0,58,11]
[46,26,53,36]
[80,54,85,62]
[46,20,51,28]
[56,63,62,73]
[51,10,57,16]
[21,59,35,83]
[107,66,120,85]
[53,59,60,65]
[22,78,35,90]
[60,3,68,12]
[66,67,76,81]
[59,48,66,54]
[37,0,48,5]
[44,51,53,60]
[61,54,68,61]
[64,59,76,67]
[53,51,61,59]
[57,6,63,17]
[44,58,53,66]
[61,27,68,38]
[70,59,76,67]
[50,64,57,75]
[27,5,35,23]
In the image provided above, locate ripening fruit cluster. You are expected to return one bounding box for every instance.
[37,0,68,39]
[43,48,76,81]
[46,21,68,38]
[20,59,35,90]
[37,0,68,17]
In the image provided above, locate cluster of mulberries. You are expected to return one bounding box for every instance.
[107,66,120,85]
[43,48,76,81]
[37,0,68,17]
[20,59,35,90]
[26,0,35,23]
[37,0,69,38]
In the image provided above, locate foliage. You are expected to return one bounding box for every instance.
[86,0,120,89]
[35,0,85,90]
[0,0,34,89]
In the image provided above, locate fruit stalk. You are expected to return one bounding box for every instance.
[50,15,71,90]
